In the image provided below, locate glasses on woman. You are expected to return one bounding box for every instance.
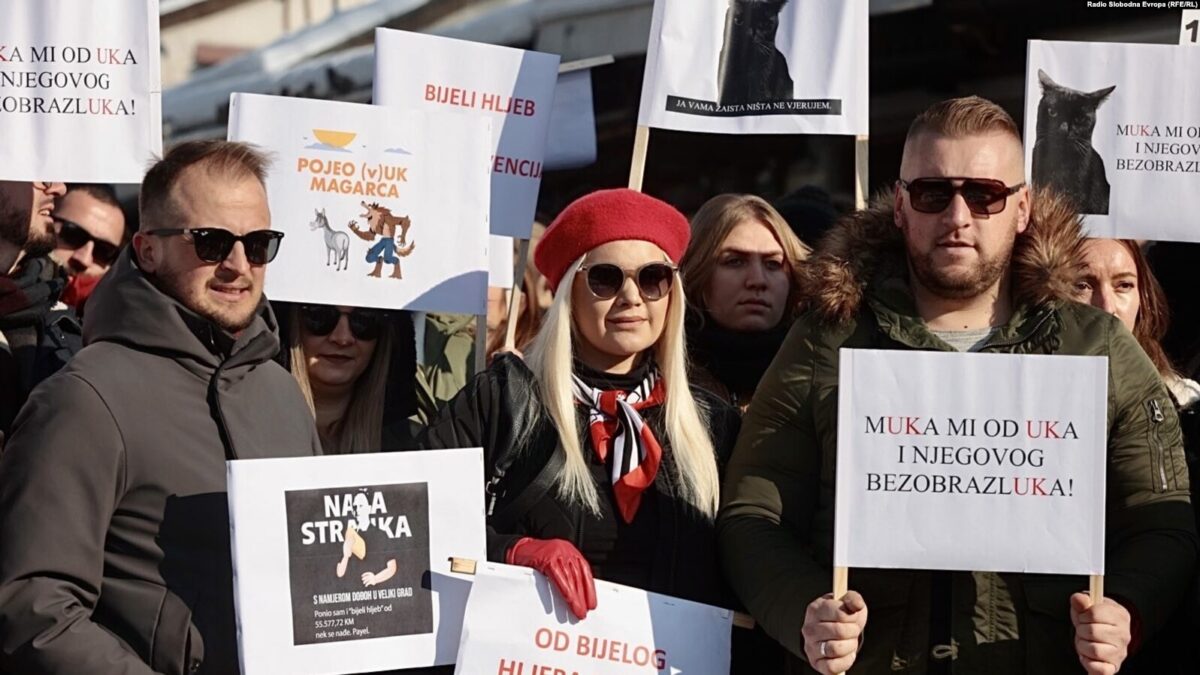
[145,227,284,265]
[299,305,386,341]
[577,262,676,301]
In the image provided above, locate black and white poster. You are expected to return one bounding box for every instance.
[1025,40,1200,242]
[285,483,433,645]
[228,449,485,674]
[637,0,868,135]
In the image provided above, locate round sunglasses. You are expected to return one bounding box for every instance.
[898,177,1025,216]
[53,217,121,266]
[576,262,677,301]
[146,227,284,265]
[299,305,387,341]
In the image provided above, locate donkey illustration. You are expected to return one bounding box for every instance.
[309,208,349,271]
[349,201,415,279]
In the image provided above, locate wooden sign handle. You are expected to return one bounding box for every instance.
[628,125,651,192]
[854,135,869,210]
[473,314,487,375]
[831,566,850,675]
[448,557,756,629]
[1090,574,1104,606]
[503,238,531,352]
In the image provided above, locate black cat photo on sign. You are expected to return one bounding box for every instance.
[1031,69,1116,216]
[639,0,867,135]
[718,0,794,105]
[663,0,843,118]
[284,482,433,646]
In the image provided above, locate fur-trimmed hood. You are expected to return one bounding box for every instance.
[798,189,1087,323]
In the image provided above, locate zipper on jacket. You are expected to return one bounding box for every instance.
[1146,398,1169,492]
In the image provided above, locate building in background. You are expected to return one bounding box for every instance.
[160,0,1182,221]
[160,0,372,86]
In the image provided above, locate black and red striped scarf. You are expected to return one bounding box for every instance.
[572,367,666,524]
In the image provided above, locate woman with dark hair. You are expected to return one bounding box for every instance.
[279,303,419,452]
[1072,238,1200,675]
[680,193,810,411]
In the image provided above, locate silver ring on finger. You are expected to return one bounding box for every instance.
[820,640,829,658]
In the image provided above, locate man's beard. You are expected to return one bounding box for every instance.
[149,265,260,334]
[21,227,56,260]
[906,235,1015,301]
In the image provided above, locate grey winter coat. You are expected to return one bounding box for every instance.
[0,249,322,675]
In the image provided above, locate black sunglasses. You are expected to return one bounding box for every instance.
[146,228,284,265]
[53,217,121,266]
[299,305,386,341]
[576,262,677,301]
[898,177,1025,216]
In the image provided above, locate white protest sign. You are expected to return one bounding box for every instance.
[228,93,490,315]
[455,563,732,675]
[1183,10,1200,45]
[637,0,868,135]
[489,235,515,289]
[0,0,162,182]
[834,349,1108,575]
[228,449,487,674]
[374,28,560,239]
[545,69,597,171]
[1024,40,1200,242]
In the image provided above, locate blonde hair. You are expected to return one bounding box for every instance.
[906,95,1021,144]
[288,308,393,454]
[524,256,721,519]
[680,193,811,313]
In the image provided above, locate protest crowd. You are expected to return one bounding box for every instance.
[2,3,1200,675]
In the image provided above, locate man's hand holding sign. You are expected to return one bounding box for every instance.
[1071,588,1132,675]
[802,589,867,675]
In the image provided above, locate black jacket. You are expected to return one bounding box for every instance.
[0,256,81,441]
[0,250,322,675]
[416,354,741,607]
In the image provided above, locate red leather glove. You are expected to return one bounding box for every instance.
[506,537,598,619]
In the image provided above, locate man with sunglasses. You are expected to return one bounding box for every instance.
[0,178,79,442]
[49,184,127,310]
[721,97,1196,675]
[0,141,321,675]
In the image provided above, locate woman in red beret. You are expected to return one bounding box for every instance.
[418,188,740,617]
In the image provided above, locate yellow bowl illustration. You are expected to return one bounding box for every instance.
[312,129,357,148]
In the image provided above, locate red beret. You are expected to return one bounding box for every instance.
[535,188,690,293]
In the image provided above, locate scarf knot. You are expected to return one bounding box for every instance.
[572,368,666,523]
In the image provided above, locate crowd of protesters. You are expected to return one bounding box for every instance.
[0,94,1198,675]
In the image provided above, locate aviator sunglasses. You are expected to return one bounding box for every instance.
[299,305,386,341]
[53,217,121,266]
[576,262,677,301]
[898,177,1025,216]
[146,228,284,265]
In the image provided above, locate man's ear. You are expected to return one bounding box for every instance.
[1015,186,1032,235]
[893,182,905,230]
[132,231,158,273]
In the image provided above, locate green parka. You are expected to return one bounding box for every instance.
[718,192,1197,673]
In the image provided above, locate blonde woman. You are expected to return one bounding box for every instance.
[418,189,740,618]
[283,303,418,453]
[680,194,810,411]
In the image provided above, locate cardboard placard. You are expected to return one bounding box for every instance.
[227,92,491,314]
[834,349,1108,575]
[0,0,162,181]
[228,449,487,673]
